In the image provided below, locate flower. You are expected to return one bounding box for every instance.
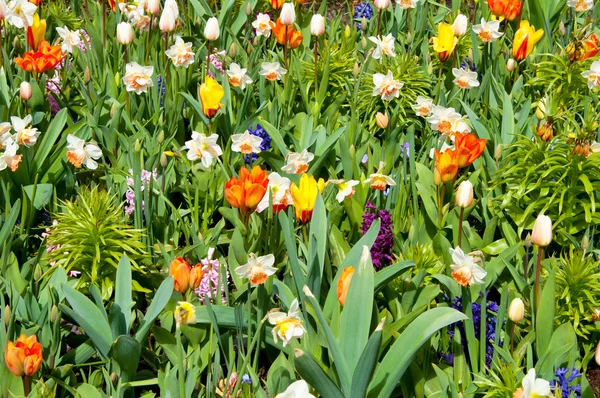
[551,368,581,398]
[275,380,315,398]
[310,14,325,36]
[455,133,486,167]
[455,180,473,208]
[169,257,191,293]
[0,141,22,172]
[6,0,36,28]
[231,130,263,155]
[185,131,223,168]
[364,167,396,191]
[174,301,197,327]
[268,298,305,346]
[581,34,600,60]
[521,369,550,398]
[271,18,303,48]
[27,13,45,50]
[361,202,394,269]
[432,23,457,62]
[270,0,284,9]
[567,0,593,12]
[147,0,159,14]
[14,40,63,73]
[11,115,40,147]
[512,20,544,62]
[282,149,314,174]
[252,13,272,37]
[259,61,287,81]
[472,19,503,43]
[199,77,224,118]
[353,2,373,31]
[337,266,354,305]
[195,248,228,304]
[235,253,277,285]
[376,112,388,129]
[226,63,253,89]
[204,17,220,41]
[433,148,459,185]
[427,106,463,136]
[4,334,42,376]
[56,26,81,53]
[257,172,293,213]
[531,213,552,247]
[452,68,479,89]
[369,34,396,59]
[449,246,486,286]
[290,174,322,223]
[412,96,434,117]
[224,166,269,215]
[279,3,295,25]
[244,124,272,164]
[159,1,177,32]
[330,179,359,202]
[582,61,600,90]
[66,134,102,169]
[116,22,134,45]
[372,70,403,101]
[123,62,154,94]
[165,36,195,67]
[487,0,522,21]
[396,0,417,8]
[452,13,468,36]
[508,298,524,322]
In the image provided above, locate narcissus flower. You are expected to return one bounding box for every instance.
[252,13,273,37]
[396,0,417,8]
[235,253,277,285]
[0,141,22,171]
[432,23,457,62]
[337,266,354,305]
[372,70,403,101]
[169,257,191,293]
[27,14,45,50]
[275,380,315,398]
[412,96,434,117]
[14,40,63,73]
[512,21,544,62]
[185,131,223,168]
[455,133,486,167]
[6,0,36,28]
[582,61,600,90]
[567,0,593,12]
[199,77,224,118]
[224,166,269,215]
[369,34,396,59]
[174,301,197,327]
[231,130,263,155]
[56,26,81,53]
[257,172,293,213]
[259,61,287,81]
[268,298,305,346]
[329,179,359,202]
[449,246,486,286]
[290,173,321,223]
[364,169,396,191]
[271,18,303,48]
[226,62,253,89]
[123,62,154,94]
[427,106,462,136]
[472,19,503,43]
[282,149,314,174]
[66,134,102,169]
[433,148,459,185]
[11,115,39,147]
[452,68,480,89]
[4,334,43,376]
[519,369,550,398]
[165,36,195,67]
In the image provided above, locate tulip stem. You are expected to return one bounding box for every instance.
[509,322,515,353]
[145,16,153,65]
[457,207,464,248]
[176,328,186,398]
[23,375,31,396]
[206,40,212,79]
[437,183,446,230]
[534,247,543,311]
[302,224,309,247]
[313,39,319,99]
[102,0,107,47]
[524,244,529,279]
[376,9,382,37]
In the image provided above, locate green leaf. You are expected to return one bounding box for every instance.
[293,349,345,398]
[374,260,415,292]
[135,276,174,344]
[32,108,68,174]
[109,335,141,382]
[350,319,384,398]
[23,184,53,210]
[114,254,134,334]
[76,383,105,398]
[535,266,556,358]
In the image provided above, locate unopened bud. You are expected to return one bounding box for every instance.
[524,233,532,248]
[110,104,118,117]
[160,152,168,167]
[158,130,165,144]
[582,235,589,251]
[50,305,58,323]
[245,2,252,15]
[345,25,351,38]
[84,66,91,83]
[19,81,32,101]
[376,111,388,129]
[361,17,367,30]
[13,36,20,52]
[559,21,566,35]
[134,139,141,152]
[455,180,474,208]
[531,214,553,247]
[361,36,367,50]
[506,58,516,72]
[34,265,43,281]
[508,298,525,322]
[596,341,600,366]
[468,48,473,62]
[407,32,412,44]
[4,305,11,327]
[494,144,502,161]
[353,63,360,76]
[228,42,237,57]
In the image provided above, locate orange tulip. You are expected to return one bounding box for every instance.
[14,40,63,74]
[189,265,204,291]
[581,34,600,61]
[433,149,459,185]
[487,0,522,21]
[270,18,303,49]
[337,267,355,306]
[455,133,487,168]
[270,0,284,9]
[512,21,544,62]
[5,334,43,377]
[224,166,269,216]
[169,257,191,293]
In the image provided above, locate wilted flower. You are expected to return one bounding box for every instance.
[372,70,403,101]
[452,68,479,89]
[4,334,42,376]
[259,61,287,81]
[449,246,486,286]
[66,134,102,170]
[582,60,600,90]
[165,36,195,67]
[224,166,269,215]
[268,298,305,346]
[235,253,277,285]
[184,131,223,168]
[369,34,396,59]
[252,13,273,37]
[282,149,314,174]
[226,62,253,89]
[472,19,503,43]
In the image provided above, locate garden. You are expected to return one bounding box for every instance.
[0,0,599,396]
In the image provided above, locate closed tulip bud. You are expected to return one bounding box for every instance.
[506,58,516,72]
[373,0,390,9]
[494,143,502,161]
[310,14,325,36]
[452,13,468,36]
[134,139,141,152]
[147,0,160,14]
[228,42,237,57]
[595,341,600,366]
[337,266,355,306]
[361,17,367,30]
[50,305,58,323]
[160,152,168,167]
[455,180,474,208]
[559,21,565,35]
[245,2,253,15]
[4,305,10,327]
[189,265,204,290]
[531,214,552,247]
[204,17,220,41]
[169,257,191,292]
[117,22,134,45]
[508,298,525,322]
[20,81,32,100]
[280,3,296,25]
[13,36,21,52]
[407,32,413,43]
[376,111,388,129]
[158,130,165,144]
[524,233,532,248]
[110,104,117,117]
[361,36,367,50]
[84,66,91,83]
[353,63,360,76]
[159,8,176,32]
[345,24,351,38]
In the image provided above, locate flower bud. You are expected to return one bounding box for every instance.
[4,305,11,327]
[110,104,118,117]
[407,32,413,44]
[157,130,165,144]
[559,21,565,35]
[361,17,367,30]
[169,257,190,292]
[361,36,367,50]
[84,66,91,83]
[159,8,176,32]
[160,152,168,167]
[531,214,552,247]
[117,22,134,45]
[228,42,237,57]
[373,0,390,10]
[337,266,355,306]
[506,58,516,72]
[147,0,160,14]
[344,24,351,38]
[204,17,220,41]
[508,298,525,322]
[494,143,502,161]
[353,63,360,76]
[134,139,141,152]
[376,111,388,129]
[452,13,468,36]
[34,265,43,281]
[310,14,325,36]
[455,180,474,208]
[50,305,58,323]
[595,341,600,366]
[280,3,296,25]
[524,233,532,248]
[245,2,253,15]
[189,266,204,290]
[19,81,32,101]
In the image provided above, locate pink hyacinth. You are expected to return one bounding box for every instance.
[195,248,228,304]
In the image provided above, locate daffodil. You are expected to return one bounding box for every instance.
[282,149,314,174]
[582,61,600,90]
[268,298,305,346]
[235,253,277,285]
[184,131,223,168]
[174,301,197,327]
[257,172,293,213]
[449,246,486,286]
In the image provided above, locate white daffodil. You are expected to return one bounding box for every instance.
[165,36,195,67]
[252,13,272,37]
[372,70,403,101]
[235,253,277,285]
[567,0,594,12]
[396,0,417,8]
[122,62,154,94]
[449,246,486,286]
[231,130,263,155]
[281,149,314,174]
[56,27,82,53]
[66,134,103,170]
[6,0,36,28]
[275,380,316,398]
[257,172,293,213]
[227,63,253,89]
[582,60,600,90]
[452,68,480,89]
[329,179,359,202]
[11,115,40,147]
[268,298,305,346]
[185,131,223,168]
[259,62,287,81]
[472,19,503,43]
[0,141,22,171]
[426,106,463,136]
[412,96,434,117]
[369,34,396,60]
[521,368,551,398]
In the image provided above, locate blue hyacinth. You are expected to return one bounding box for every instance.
[551,368,581,398]
[244,124,272,165]
[353,2,373,31]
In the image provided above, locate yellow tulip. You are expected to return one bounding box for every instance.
[290,174,319,223]
[198,77,224,118]
[512,21,544,62]
[432,23,457,62]
[27,14,46,51]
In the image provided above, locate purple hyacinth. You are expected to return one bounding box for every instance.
[360,202,394,269]
[244,124,272,165]
[551,368,581,398]
[195,248,228,304]
[157,75,166,107]
[125,169,157,215]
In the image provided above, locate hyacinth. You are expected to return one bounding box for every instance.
[550,368,581,398]
[360,202,394,269]
[244,124,272,164]
[460,57,477,73]
[157,75,167,107]
[207,49,226,78]
[195,249,229,304]
[353,2,373,31]
[47,71,62,116]
[77,29,91,52]
[125,169,158,215]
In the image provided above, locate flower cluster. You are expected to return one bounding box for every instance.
[125,169,158,215]
[360,202,394,269]
[244,124,272,164]
[550,368,581,398]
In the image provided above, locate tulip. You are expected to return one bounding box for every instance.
[204,17,220,41]
[27,14,46,51]
[270,0,284,9]
[5,334,43,377]
[20,81,32,101]
[512,20,544,62]
[174,301,197,327]
[337,266,355,306]
[224,166,269,216]
[271,18,303,48]
[504,0,523,21]
[455,133,487,168]
[169,257,191,293]
[376,112,388,129]
[531,214,552,247]
[310,14,325,36]
[455,180,473,208]
[433,148,459,185]
[373,0,390,9]
[506,58,516,72]
[159,8,176,32]
[116,22,134,45]
[508,298,525,322]
[147,0,160,14]
[189,265,204,290]
[280,3,295,25]
[14,41,64,74]
[596,341,600,366]
[198,77,224,118]
[452,13,468,36]
[290,174,319,223]
[432,23,457,62]
[245,2,253,15]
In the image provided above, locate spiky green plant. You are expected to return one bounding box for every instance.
[46,187,146,293]
[474,361,519,398]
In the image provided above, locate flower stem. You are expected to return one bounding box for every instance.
[376,9,382,37]
[206,40,212,79]
[534,247,544,310]
[23,375,31,396]
[509,322,515,353]
[176,328,186,398]
[457,207,464,247]
[313,39,319,99]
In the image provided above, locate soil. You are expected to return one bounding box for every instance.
[588,368,600,397]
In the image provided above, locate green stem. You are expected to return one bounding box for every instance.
[534,247,543,311]
[176,328,186,398]
[457,207,464,248]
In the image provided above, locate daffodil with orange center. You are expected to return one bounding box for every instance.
[433,148,459,185]
[5,334,43,377]
[224,166,269,216]
[455,133,486,168]
[235,253,277,285]
[199,77,224,118]
[449,246,486,287]
[512,21,544,62]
